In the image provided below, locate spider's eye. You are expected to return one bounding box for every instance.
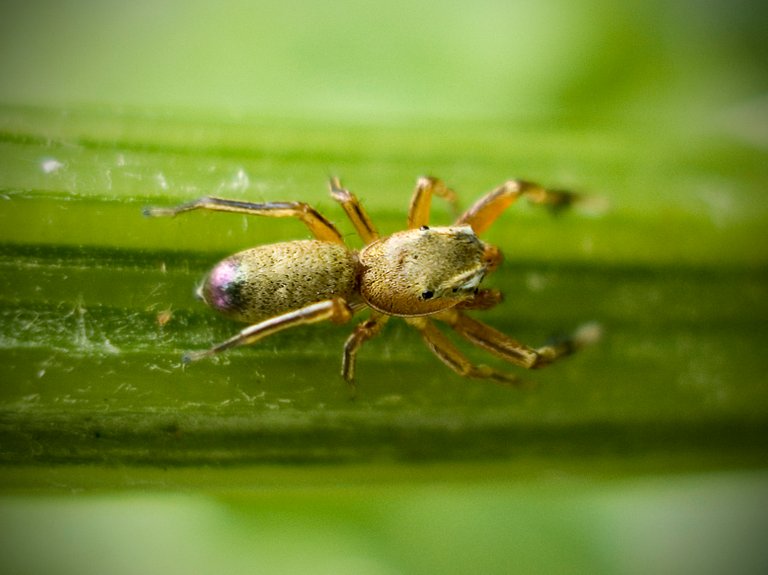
[421,290,434,300]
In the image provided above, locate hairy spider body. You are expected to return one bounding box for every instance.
[200,240,357,323]
[358,225,493,317]
[145,176,599,386]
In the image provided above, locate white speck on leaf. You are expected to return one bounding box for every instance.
[41,158,64,173]
[156,172,168,190]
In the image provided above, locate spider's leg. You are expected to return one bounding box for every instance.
[328,177,379,243]
[407,176,459,229]
[183,298,354,363]
[455,180,580,235]
[454,289,504,312]
[406,317,522,385]
[436,309,601,369]
[144,197,344,244]
[340,312,389,384]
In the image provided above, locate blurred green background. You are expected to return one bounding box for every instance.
[1,0,767,573]
[3,0,767,126]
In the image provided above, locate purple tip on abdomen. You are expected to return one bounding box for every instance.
[202,259,243,312]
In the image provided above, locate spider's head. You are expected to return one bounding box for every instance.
[359,225,499,317]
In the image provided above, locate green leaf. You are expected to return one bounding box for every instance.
[1,105,766,473]
[2,2,768,571]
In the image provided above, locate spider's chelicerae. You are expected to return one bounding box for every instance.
[145,177,600,386]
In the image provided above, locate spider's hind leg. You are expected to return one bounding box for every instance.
[144,196,345,244]
[183,298,354,363]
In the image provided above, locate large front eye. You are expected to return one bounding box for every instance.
[421,290,434,300]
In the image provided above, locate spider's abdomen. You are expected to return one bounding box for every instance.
[200,240,357,323]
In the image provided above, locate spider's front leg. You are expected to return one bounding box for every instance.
[456,180,581,234]
[436,309,602,370]
[183,298,354,363]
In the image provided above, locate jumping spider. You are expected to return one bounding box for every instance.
[145,177,600,386]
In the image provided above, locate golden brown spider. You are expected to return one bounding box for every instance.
[145,177,599,386]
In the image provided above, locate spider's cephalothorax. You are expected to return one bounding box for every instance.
[358,225,493,316]
[145,177,599,385]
